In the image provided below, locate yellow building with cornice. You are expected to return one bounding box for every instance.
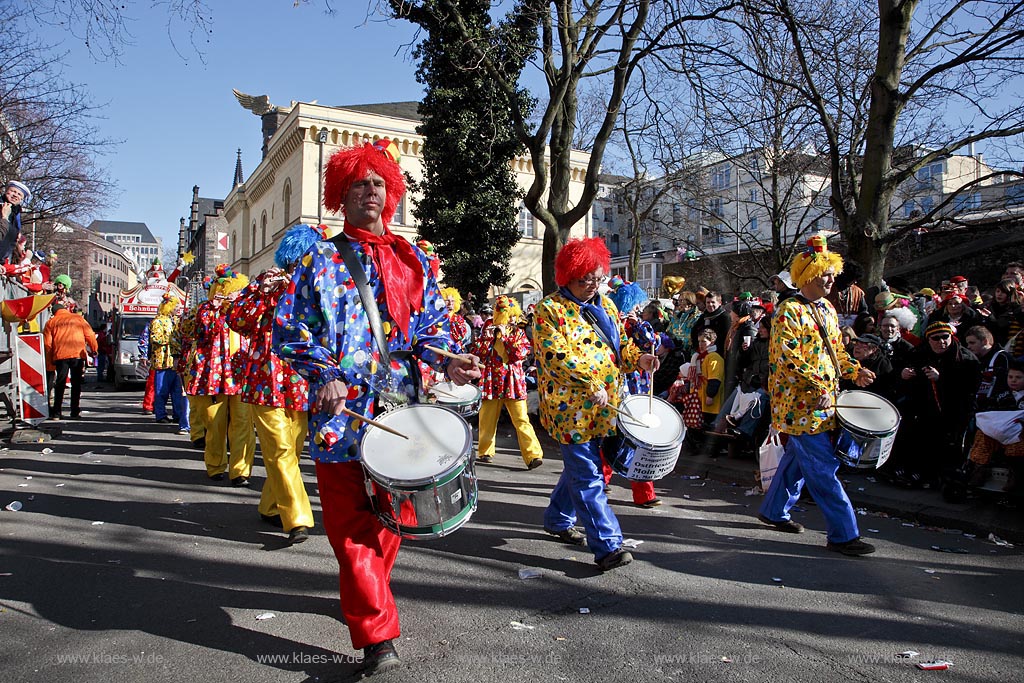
[219,100,592,302]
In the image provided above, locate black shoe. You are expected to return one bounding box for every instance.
[757,513,804,534]
[70,412,81,419]
[361,639,401,675]
[288,526,309,545]
[192,437,206,450]
[156,416,173,424]
[827,538,876,556]
[596,548,633,571]
[637,498,662,508]
[476,454,493,464]
[50,414,62,422]
[544,526,586,546]
[527,458,544,470]
[209,473,225,481]
[260,514,283,528]
[231,476,251,487]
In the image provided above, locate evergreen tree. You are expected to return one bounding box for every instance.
[396,0,534,305]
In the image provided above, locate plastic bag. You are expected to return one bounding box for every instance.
[759,427,784,491]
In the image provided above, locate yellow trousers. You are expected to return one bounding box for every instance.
[187,395,207,442]
[196,394,255,479]
[478,398,543,466]
[253,405,314,530]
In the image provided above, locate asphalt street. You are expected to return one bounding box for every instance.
[1,382,1022,683]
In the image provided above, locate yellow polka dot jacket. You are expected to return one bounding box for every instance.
[532,292,642,444]
[769,296,861,435]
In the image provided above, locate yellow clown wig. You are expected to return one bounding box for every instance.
[789,234,844,288]
[157,293,179,316]
[212,263,249,298]
[492,295,523,326]
[440,286,463,312]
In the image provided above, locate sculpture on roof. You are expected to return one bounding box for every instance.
[233,89,289,116]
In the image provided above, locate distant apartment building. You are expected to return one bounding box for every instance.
[48,221,136,326]
[89,220,163,276]
[595,146,1005,296]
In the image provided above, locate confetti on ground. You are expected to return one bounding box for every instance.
[510,621,534,630]
[255,613,276,621]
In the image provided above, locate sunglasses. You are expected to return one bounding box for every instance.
[929,334,952,341]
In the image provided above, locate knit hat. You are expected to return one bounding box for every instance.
[789,234,843,288]
[925,321,956,338]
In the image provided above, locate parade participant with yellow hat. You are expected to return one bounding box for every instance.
[757,234,878,556]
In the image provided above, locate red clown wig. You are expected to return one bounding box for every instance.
[555,237,612,288]
[323,138,406,225]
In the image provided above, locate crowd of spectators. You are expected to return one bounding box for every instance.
[597,262,1024,497]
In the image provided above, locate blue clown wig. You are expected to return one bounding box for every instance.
[609,281,648,316]
[274,223,323,268]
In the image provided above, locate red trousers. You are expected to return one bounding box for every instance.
[143,369,156,411]
[600,450,656,504]
[315,460,403,650]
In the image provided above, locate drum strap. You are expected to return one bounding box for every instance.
[805,300,843,388]
[333,237,423,404]
[333,236,392,369]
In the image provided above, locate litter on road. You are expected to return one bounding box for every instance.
[509,621,534,630]
[518,568,542,580]
[5,501,23,511]
[255,613,276,621]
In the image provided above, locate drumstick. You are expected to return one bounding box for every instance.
[429,386,461,399]
[339,406,409,439]
[606,403,647,428]
[425,345,483,369]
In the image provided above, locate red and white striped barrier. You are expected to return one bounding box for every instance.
[14,333,48,424]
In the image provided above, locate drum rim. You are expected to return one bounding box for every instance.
[361,403,472,482]
[387,490,478,539]
[836,390,901,434]
[617,394,685,445]
[429,381,482,405]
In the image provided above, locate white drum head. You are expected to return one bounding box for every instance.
[362,405,470,480]
[836,390,900,433]
[618,395,684,447]
[430,381,481,404]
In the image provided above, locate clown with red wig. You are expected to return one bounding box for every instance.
[532,236,660,572]
[273,139,479,675]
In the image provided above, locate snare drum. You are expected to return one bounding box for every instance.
[428,380,482,417]
[834,390,901,469]
[609,394,685,481]
[360,404,477,540]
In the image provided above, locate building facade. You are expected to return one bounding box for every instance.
[196,100,591,300]
[89,220,163,277]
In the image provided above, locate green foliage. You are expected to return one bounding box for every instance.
[397,0,534,305]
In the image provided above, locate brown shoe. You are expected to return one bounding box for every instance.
[544,526,586,545]
[757,513,804,533]
[596,548,633,571]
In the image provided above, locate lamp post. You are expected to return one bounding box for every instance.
[317,127,329,224]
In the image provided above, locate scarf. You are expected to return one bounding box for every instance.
[559,287,621,358]
[343,221,423,340]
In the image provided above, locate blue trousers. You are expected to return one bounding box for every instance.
[544,440,623,560]
[759,431,860,543]
[154,369,189,431]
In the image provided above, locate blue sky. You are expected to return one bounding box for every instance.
[35,2,426,251]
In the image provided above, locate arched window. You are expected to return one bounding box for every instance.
[251,221,257,255]
[260,211,268,251]
[231,231,237,262]
[283,180,292,229]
